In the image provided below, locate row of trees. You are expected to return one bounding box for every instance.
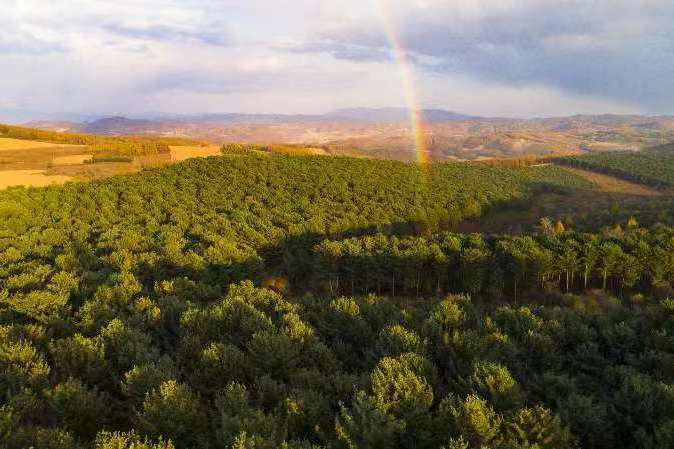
[305,225,674,299]
[221,143,328,156]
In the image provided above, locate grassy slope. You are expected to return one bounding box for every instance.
[557,152,674,190]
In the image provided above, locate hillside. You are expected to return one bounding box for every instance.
[28,111,674,162]
[557,152,674,190]
[7,0,674,446]
[2,151,674,448]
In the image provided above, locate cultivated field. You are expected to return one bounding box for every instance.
[0,169,72,189]
[51,154,94,165]
[0,138,225,188]
[0,137,84,152]
[169,145,222,162]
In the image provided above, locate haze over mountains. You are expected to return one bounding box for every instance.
[24,108,674,162]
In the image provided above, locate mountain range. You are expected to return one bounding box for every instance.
[21,108,674,162]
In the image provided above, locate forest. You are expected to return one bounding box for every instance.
[1,151,674,448]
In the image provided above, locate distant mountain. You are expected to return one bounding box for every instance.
[327,108,477,122]
[23,120,80,133]
[81,116,154,135]
[186,113,332,124]
[96,108,478,125]
[21,110,674,163]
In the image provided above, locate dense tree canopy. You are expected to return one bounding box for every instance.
[1,151,673,448]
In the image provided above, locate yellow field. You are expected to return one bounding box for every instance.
[170,145,222,162]
[0,170,72,189]
[52,154,93,165]
[0,137,84,152]
[303,147,328,155]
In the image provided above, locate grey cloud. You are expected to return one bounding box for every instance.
[283,41,392,62]
[103,23,229,46]
[311,0,674,111]
[135,70,277,95]
[0,30,67,54]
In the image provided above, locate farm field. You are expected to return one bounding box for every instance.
[0,137,85,152]
[169,145,222,161]
[0,137,88,188]
[0,123,209,188]
[0,135,211,188]
[51,154,93,165]
[0,169,72,189]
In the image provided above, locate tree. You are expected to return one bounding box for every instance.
[539,217,554,236]
[370,353,437,448]
[336,391,404,449]
[467,361,523,411]
[598,242,624,291]
[214,382,284,449]
[581,238,600,289]
[45,379,110,440]
[627,216,639,229]
[95,431,175,449]
[554,221,566,236]
[439,394,502,447]
[135,380,208,448]
[505,406,574,449]
[559,246,579,292]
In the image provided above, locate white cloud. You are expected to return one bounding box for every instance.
[1,0,670,119]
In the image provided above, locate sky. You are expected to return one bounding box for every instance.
[3,0,674,120]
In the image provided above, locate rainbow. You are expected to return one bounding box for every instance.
[375,0,430,166]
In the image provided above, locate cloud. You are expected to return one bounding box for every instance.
[0,31,66,54]
[0,0,671,118]
[310,0,674,111]
[103,24,229,46]
[0,13,68,55]
[282,41,392,63]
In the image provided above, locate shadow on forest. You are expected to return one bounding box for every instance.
[124,182,674,302]
[456,186,674,235]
